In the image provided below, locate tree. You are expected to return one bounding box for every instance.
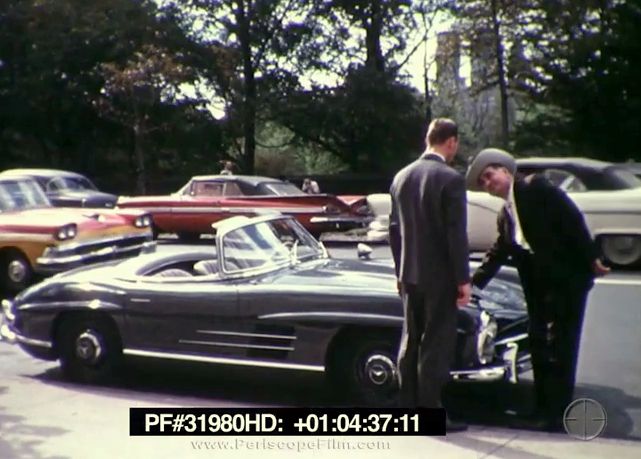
[515,0,641,160]
[164,0,321,174]
[96,45,201,193]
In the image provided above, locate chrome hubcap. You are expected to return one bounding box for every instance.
[602,235,641,266]
[364,354,396,387]
[75,330,103,364]
[7,259,28,283]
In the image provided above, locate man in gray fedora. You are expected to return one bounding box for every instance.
[466,148,609,430]
[389,118,470,432]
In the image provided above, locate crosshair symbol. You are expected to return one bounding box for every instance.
[563,398,607,440]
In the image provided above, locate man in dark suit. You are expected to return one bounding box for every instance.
[466,148,610,430]
[389,118,471,432]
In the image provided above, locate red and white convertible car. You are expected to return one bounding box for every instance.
[116,175,371,240]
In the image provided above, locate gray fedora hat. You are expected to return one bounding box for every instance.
[466,148,516,191]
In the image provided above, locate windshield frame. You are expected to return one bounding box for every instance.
[216,215,327,278]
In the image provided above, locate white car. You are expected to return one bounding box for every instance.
[365,189,641,268]
[365,192,503,252]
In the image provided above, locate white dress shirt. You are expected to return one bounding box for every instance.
[506,184,532,251]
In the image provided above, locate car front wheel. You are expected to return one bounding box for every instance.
[57,315,122,384]
[0,250,33,293]
[328,332,399,406]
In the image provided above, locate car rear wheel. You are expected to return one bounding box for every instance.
[0,250,33,294]
[601,235,641,267]
[57,315,122,384]
[328,332,399,406]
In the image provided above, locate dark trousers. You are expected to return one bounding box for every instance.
[397,283,458,408]
[522,268,592,421]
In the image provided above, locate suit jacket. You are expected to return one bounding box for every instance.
[473,175,598,292]
[389,153,470,290]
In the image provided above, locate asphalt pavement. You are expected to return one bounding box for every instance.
[1,239,639,458]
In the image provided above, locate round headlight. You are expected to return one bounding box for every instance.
[56,228,68,240]
[66,225,77,238]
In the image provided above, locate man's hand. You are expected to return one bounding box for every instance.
[457,282,471,307]
[592,259,611,277]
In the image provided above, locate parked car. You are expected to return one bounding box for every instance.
[116,175,371,240]
[362,192,503,253]
[0,168,118,208]
[365,186,641,268]
[516,157,641,192]
[569,188,641,267]
[1,214,530,404]
[0,175,154,293]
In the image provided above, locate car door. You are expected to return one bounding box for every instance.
[122,276,245,358]
[172,180,229,233]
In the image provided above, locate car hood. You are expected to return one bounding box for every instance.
[264,258,526,320]
[271,258,399,295]
[0,208,130,231]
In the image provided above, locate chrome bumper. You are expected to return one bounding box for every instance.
[309,215,371,226]
[36,236,156,274]
[0,300,16,343]
[450,342,531,383]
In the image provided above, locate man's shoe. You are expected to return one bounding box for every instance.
[445,417,468,433]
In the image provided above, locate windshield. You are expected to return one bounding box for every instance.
[262,182,306,196]
[220,217,325,274]
[0,179,51,211]
[46,176,97,192]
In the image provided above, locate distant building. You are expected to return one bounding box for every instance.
[432,29,526,155]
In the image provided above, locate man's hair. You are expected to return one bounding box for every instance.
[426,118,458,147]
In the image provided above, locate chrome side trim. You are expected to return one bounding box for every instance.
[16,334,52,348]
[122,348,324,372]
[309,216,368,224]
[19,300,121,312]
[179,339,294,351]
[259,311,403,323]
[197,330,296,340]
[450,365,506,382]
[130,298,151,303]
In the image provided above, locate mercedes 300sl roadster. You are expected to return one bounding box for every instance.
[1,215,529,403]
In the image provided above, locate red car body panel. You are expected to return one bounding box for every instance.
[117,175,371,237]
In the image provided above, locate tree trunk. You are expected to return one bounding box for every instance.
[364,1,385,72]
[134,122,146,194]
[491,0,509,148]
[236,0,256,174]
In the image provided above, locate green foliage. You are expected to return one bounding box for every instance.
[273,66,426,173]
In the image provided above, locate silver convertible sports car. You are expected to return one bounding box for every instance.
[1,215,530,403]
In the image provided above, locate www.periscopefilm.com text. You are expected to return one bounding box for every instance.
[190,438,391,452]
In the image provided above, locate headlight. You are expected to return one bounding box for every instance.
[477,311,498,365]
[54,223,78,240]
[134,214,152,228]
